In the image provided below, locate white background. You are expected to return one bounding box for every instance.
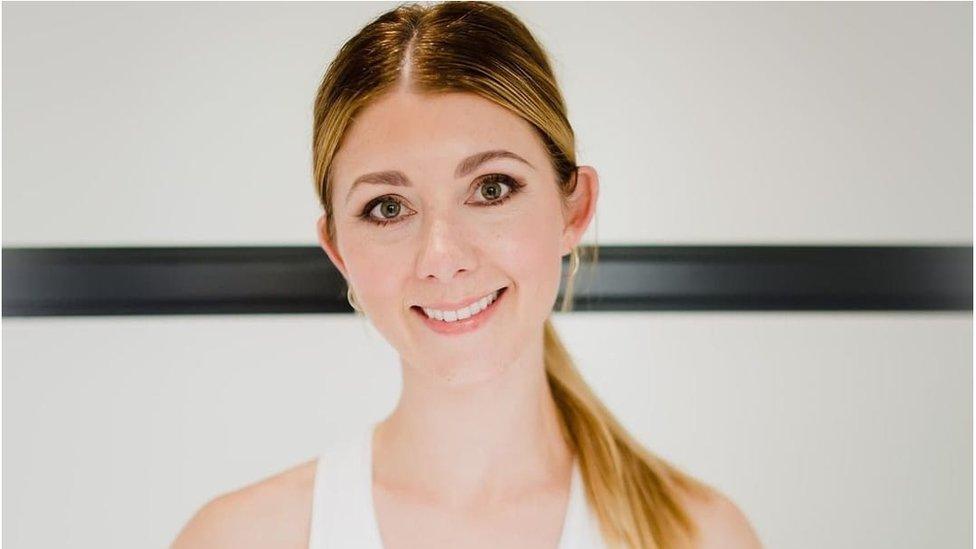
[2,2,972,548]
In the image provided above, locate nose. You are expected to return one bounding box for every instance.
[414,209,477,282]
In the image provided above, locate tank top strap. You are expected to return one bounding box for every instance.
[309,422,605,548]
[557,460,606,549]
[308,424,384,549]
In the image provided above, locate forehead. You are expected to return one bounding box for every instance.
[332,90,547,185]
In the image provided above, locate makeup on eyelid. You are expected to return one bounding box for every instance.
[357,173,524,226]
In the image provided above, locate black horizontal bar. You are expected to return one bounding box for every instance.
[1,245,971,316]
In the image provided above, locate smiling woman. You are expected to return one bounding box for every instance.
[172,2,762,548]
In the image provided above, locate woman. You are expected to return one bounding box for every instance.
[174,2,762,548]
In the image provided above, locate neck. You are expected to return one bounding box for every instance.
[372,333,574,508]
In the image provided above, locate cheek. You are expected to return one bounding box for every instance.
[343,236,413,308]
[488,198,565,312]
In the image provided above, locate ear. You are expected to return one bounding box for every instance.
[316,213,349,281]
[560,165,600,255]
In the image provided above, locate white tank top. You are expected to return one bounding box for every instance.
[308,422,606,548]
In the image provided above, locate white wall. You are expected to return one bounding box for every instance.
[2,2,971,548]
[2,2,970,246]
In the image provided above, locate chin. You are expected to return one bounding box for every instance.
[408,350,513,387]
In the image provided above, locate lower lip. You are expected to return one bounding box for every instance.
[412,287,508,336]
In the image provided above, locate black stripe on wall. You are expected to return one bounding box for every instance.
[1,245,971,317]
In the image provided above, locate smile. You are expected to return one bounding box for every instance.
[420,288,501,321]
[411,287,508,335]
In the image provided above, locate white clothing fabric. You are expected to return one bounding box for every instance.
[308,422,606,548]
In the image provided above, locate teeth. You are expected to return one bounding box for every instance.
[422,289,500,322]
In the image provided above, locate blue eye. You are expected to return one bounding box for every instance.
[358,173,524,227]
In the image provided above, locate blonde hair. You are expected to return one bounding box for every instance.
[311,2,713,547]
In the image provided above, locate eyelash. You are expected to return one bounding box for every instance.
[358,174,524,227]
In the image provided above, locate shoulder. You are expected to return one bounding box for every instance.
[170,458,319,549]
[678,485,764,549]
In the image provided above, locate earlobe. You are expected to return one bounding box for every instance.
[316,214,348,279]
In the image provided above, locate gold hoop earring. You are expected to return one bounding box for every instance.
[346,287,361,312]
[568,247,580,278]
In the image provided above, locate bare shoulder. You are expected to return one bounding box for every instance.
[678,485,764,549]
[170,458,319,549]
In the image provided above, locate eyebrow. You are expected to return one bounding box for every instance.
[344,149,534,205]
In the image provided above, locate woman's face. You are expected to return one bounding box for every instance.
[318,90,594,384]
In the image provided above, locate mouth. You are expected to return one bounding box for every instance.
[410,286,508,335]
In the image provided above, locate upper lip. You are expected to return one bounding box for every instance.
[415,287,505,311]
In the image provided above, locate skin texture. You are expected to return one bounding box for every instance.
[171,88,764,548]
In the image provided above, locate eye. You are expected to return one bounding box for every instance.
[469,174,523,206]
[358,174,524,228]
[360,196,415,226]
